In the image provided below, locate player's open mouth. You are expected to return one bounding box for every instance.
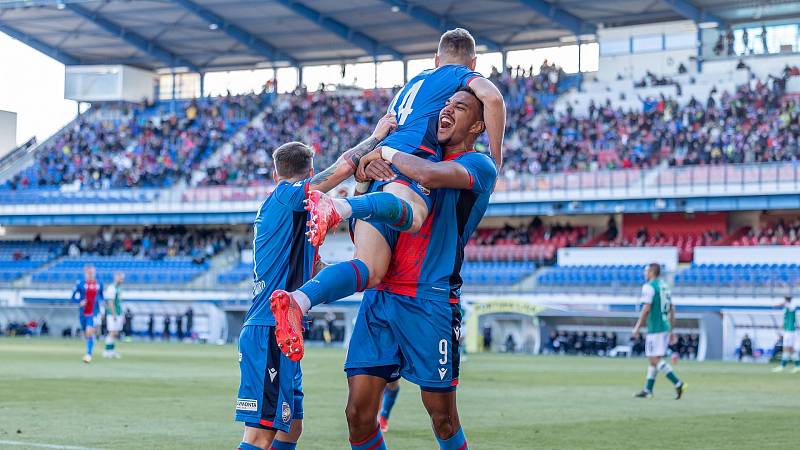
[440,114,454,129]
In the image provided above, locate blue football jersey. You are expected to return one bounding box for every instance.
[382,65,482,158]
[244,179,316,327]
[377,151,497,301]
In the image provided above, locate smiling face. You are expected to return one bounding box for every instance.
[437,90,485,150]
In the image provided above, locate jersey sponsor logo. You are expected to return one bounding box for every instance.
[453,326,461,340]
[438,367,448,380]
[281,402,291,422]
[236,398,258,412]
[268,367,277,382]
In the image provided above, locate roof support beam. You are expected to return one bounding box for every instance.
[273,0,403,60]
[377,0,502,52]
[516,0,596,35]
[65,3,201,72]
[172,0,298,67]
[0,20,80,65]
[661,0,725,27]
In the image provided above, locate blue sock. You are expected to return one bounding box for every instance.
[436,427,468,450]
[86,335,94,355]
[350,427,386,450]
[380,385,400,419]
[238,442,261,450]
[299,259,369,307]
[270,440,297,450]
[346,192,414,231]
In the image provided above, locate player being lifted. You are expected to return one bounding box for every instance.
[341,88,496,450]
[632,263,686,399]
[270,28,505,360]
[103,272,124,359]
[772,296,799,373]
[234,114,397,450]
[71,265,104,363]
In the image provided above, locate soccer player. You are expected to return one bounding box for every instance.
[772,296,799,373]
[342,88,495,450]
[378,381,400,433]
[234,113,396,450]
[71,265,104,363]
[103,272,124,359]
[271,28,505,360]
[632,263,686,399]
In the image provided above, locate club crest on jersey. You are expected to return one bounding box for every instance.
[236,398,258,412]
[438,367,448,380]
[281,402,291,422]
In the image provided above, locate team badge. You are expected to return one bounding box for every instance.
[281,402,291,422]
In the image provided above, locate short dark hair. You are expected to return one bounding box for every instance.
[438,28,476,64]
[785,296,792,303]
[648,263,661,277]
[272,142,314,178]
[456,86,485,134]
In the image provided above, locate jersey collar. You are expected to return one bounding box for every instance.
[443,149,476,161]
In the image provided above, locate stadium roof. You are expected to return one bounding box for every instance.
[0,0,798,73]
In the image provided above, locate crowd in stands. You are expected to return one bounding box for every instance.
[66,226,231,263]
[5,94,266,190]
[198,88,394,186]
[734,219,800,246]
[2,319,48,336]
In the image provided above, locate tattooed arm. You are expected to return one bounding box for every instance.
[307,113,396,193]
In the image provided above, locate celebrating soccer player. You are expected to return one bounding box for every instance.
[270,28,505,360]
[71,265,104,363]
[233,113,396,450]
[632,263,686,399]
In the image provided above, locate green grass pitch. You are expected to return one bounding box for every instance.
[1,338,799,449]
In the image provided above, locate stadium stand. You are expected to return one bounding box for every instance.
[32,255,208,285]
[675,264,800,288]
[536,265,646,289]
[0,240,64,283]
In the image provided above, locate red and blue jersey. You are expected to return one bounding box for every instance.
[382,65,482,159]
[377,151,497,302]
[244,179,316,327]
[72,279,104,317]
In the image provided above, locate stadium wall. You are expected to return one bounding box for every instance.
[0,109,16,157]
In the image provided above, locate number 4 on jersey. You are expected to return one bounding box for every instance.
[392,79,424,125]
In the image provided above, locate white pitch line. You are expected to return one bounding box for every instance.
[0,439,102,450]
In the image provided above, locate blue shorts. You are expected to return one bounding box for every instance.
[344,290,461,391]
[79,315,97,330]
[235,325,303,432]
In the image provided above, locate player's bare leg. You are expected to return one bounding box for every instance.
[240,425,275,450]
[635,356,685,399]
[420,390,469,449]
[272,419,302,449]
[271,221,391,361]
[346,375,388,449]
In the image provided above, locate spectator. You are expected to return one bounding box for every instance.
[483,325,493,352]
[163,315,171,341]
[505,334,516,353]
[739,334,754,361]
[147,313,155,340]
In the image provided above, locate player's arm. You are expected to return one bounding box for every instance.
[468,77,505,167]
[632,284,655,336]
[71,282,85,307]
[306,113,397,193]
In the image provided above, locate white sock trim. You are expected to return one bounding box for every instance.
[294,290,311,315]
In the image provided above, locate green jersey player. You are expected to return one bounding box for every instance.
[772,296,799,373]
[632,263,685,399]
[103,272,124,359]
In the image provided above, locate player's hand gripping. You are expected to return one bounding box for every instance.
[363,159,396,182]
[356,147,385,181]
[370,113,397,141]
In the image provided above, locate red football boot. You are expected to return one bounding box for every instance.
[269,290,305,362]
[305,190,342,247]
